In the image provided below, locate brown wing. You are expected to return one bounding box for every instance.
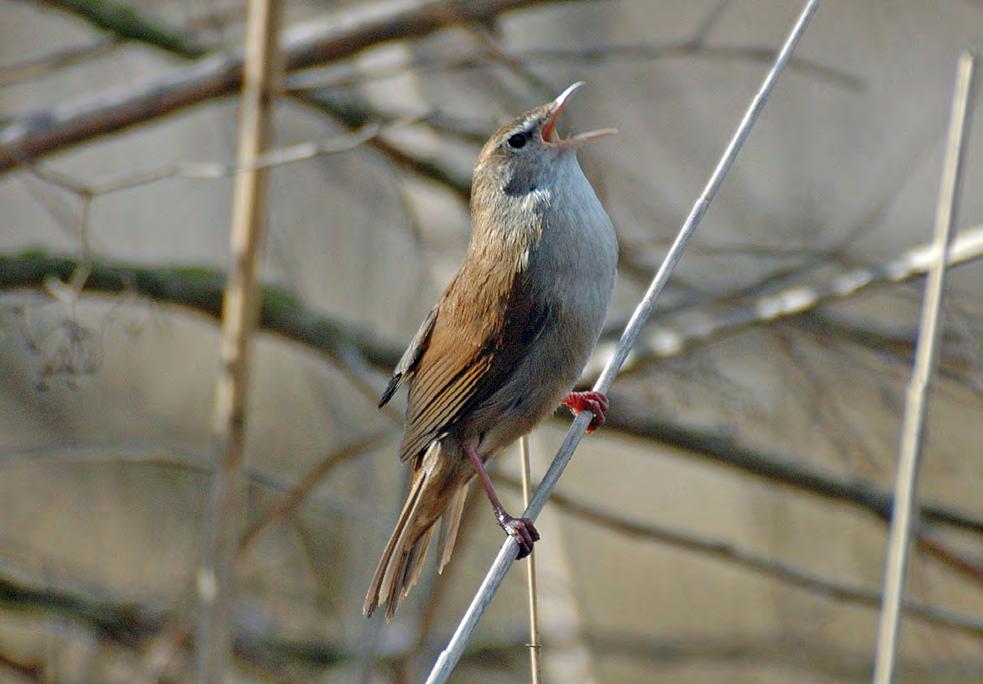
[397,256,549,463]
[378,305,438,408]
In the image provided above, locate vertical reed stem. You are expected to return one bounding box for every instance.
[196,1,283,681]
[872,51,977,684]
[520,435,543,684]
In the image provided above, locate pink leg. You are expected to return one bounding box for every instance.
[562,391,609,432]
[465,445,540,559]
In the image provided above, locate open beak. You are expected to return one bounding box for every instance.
[541,81,617,148]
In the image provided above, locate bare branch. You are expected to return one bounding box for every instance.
[0,35,119,87]
[292,40,863,93]
[518,42,863,90]
[1,124,380,200]
[10,564,978,680]
[801,313,983,398]
[0,0,595,172]
[0,252,403,371]
[601,391,983,538]
[588,225,983,380]
[40,0,207,57]
[4,439,979,679]
[494,474,983,638]
[237,430,393,556]
[0,570,351,673]
[88,122,382,195]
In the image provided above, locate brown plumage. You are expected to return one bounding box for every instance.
[364,83,618,620]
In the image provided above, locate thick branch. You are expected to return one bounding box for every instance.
[0,0,588,172]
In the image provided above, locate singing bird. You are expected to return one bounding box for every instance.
[364,83,618,620]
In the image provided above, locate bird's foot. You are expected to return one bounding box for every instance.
[497,511,540,559]
[562,390,608,432]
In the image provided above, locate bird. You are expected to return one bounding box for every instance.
[364,83,618,621]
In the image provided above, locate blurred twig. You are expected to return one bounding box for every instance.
[39,0,208,57]
[0,0,597,173]
[800,313,983,399]
[8,564,979,680]
[874,51,977,684]
[588,224,983,380]
[84,123,382,194]
[146,430,392,681]
[1,124,380,198]
[494,474,983,638]
[518,42,863,90]
[601,392,982,539]
[0,252,403,372]
[197,1,282,680]
[604,392,983,584]
[238,430,393,556]
[0,35,119,87]
[770,325,883,476]
[293,40,863,93]
[0,651,42,683]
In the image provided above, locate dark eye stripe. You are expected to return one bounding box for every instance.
[507,132,528,149]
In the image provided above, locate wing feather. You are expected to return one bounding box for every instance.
[399,354,492,462]
[379,305,438,408]
[396,260,549,463]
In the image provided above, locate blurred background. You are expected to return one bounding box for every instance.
[0,0,981,682]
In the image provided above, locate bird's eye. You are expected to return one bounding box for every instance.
[507,132,528,149]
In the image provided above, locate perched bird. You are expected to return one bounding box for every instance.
[364,83,618,620]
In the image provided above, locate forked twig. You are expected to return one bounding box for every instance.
[425,1,823,681]
[873,51,977,684]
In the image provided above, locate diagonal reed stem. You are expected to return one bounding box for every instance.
[872,51,977,684]
[424,1,823,681]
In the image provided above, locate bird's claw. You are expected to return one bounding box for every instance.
[562,391,609,432]
[498,513,540,559]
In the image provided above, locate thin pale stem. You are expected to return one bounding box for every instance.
[196,0,283,681]
[873,51,977,684]
[520,436,543,684]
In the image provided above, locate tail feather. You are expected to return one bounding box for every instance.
[437,482,469,574]
[363,442,469,620]
[363,471,424,620]
[400,526,434,601]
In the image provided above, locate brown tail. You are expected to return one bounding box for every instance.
[363,442,470,621]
